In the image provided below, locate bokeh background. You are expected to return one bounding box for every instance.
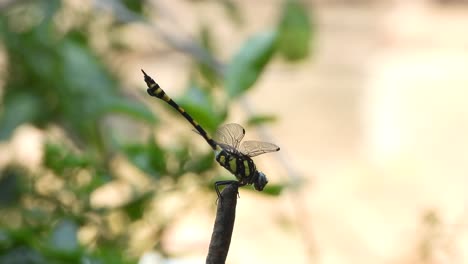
[1,0,468,263]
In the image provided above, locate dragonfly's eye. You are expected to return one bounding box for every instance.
[254,171,268,191]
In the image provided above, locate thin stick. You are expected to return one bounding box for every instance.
[206,183,239,264]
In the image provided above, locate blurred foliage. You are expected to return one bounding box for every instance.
[225,30,278,99]
[0,0,312,263]
[278,0,313,61]
[246,114,278,127]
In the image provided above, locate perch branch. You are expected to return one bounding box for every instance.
[206,182,239,264]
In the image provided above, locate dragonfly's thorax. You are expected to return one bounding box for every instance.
[215,149,258,185]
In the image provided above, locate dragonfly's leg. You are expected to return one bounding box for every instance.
[214,180,238,204]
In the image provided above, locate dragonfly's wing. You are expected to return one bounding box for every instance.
[214,123,245,149]
[240,140,280,157]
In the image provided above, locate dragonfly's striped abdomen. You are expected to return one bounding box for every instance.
[142,70,217,150]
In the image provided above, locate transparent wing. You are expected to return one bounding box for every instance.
[239,140,280,157]
[214,123,245,149]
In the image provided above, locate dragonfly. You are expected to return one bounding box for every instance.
[141,70,280,197]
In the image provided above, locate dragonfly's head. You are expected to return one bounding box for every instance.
[253,171,268,191]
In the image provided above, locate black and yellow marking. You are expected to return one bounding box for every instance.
[243,160,251,177]
[214,148,258,197]
[218,155,226,165]
[215,149,255,183]
[228,158,237,174]
[142,69,217,150]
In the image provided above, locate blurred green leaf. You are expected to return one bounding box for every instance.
[0,12,154,148]
[0,167,23,207]
[246,114,278,127]
[43,143,91,175]
[121,0,144,14]
[194,25,220,88]
[78,171,112,199]
[277,0,313,61]
[261,183,285,196]
[122,138,166,178]
[121,191,153,221]
[0,246,47,264]
[92,246,135,264]
[225,30,277,99]
[0,94,42,140]
[185,151,215,174]
[1,227,39,247]
[103,97,157,124]
[178,84,226,133]
[22,208,52,227]
[147,138,167,175]
[172,145,191,177]
[0,229,12,250]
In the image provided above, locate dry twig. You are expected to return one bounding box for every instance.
[206,183,239,264]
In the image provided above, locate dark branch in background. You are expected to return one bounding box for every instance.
[94,0,224,75]
[206,183,239,264]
